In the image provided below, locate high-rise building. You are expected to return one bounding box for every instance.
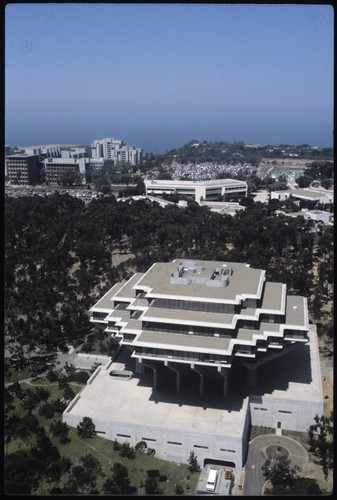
[91,138,143,165]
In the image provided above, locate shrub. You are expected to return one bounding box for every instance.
[112,439,120,451]
[119,442,136,459]
[175,484,184,494]
[135,440,147,453]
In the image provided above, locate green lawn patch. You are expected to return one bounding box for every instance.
[5,378,200,495]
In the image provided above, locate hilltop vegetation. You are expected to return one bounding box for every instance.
[141,141,333,171]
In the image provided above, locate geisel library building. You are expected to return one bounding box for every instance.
[63,259,323,470]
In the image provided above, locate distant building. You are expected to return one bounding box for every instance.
[91,138,143,166]
[20,144,89,159]
[144,179,248,203]
[200,201,245,216]
[290,189,333,205]
[20,144,62,157]
[5,154,40,185]
[302,209,333,224]
[278,209,333,225]
[270,191,291,202]
[42,157,90,184]
[60,146,90,159]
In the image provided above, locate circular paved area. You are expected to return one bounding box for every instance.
[243,434,308,496]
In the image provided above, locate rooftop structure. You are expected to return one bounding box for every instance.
[144,179,248,203]
[20,144,88,158]
[291,188,333,203]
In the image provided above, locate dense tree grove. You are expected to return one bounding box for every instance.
[4,189,333,494]
[5,193,333,360]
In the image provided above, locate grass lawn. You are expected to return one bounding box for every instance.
[58,431,199,495]
[4,363,49,384]
[5,377,200,495]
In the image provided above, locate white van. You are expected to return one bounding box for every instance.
[206,468,218,492]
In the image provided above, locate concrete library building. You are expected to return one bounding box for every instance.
[63,259,323,470]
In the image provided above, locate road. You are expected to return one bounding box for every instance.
[243,434,308,496]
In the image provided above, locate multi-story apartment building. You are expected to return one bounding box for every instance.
[63,259,323,469]
[5,154,40,185]
[42,157,89,184]
[91,137,143,166]
[144,179,248,203]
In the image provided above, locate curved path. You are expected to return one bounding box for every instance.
[243,434,308,496]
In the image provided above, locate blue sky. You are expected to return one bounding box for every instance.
[5,3,334,153]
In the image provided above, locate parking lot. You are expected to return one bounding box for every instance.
[5,186,99,203]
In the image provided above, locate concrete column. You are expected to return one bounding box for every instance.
[247,365,257,388]
[153,367,157,390]
[176,370,181,393]
[142,361,158,390]
[135,358,144,375]
[222,369,228,398]
[167,362,181,393]
[218,366,229,398]
[199,373,204,396]
[191,364,204,396]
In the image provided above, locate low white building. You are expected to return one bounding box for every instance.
[144,179,248,203]
[290,188,333,204]
[277,209,333,225]
[270,191,291,202]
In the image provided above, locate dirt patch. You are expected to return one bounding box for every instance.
[252,190,269,203]
[322,367,333,416]
[299,459,333,494]
[111,250,135,266]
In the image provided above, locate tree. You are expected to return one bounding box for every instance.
[103,462,135,494]
[188,451,200,472]
[64,465,95,494]
[308,413,333,479]
[46,456,72,488]
[263,452,295,488]
[4,450,41,494]
[58,170,83,187]
[64,453,103,494]
[76,416,96,438]
[175,484,184,494]
[50,420,70,444]
[31,435,60,464]
[295,174,313,188]
[145,469,162,494]
[119,441,136,459]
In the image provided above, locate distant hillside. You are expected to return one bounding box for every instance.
[142,141,333,168]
